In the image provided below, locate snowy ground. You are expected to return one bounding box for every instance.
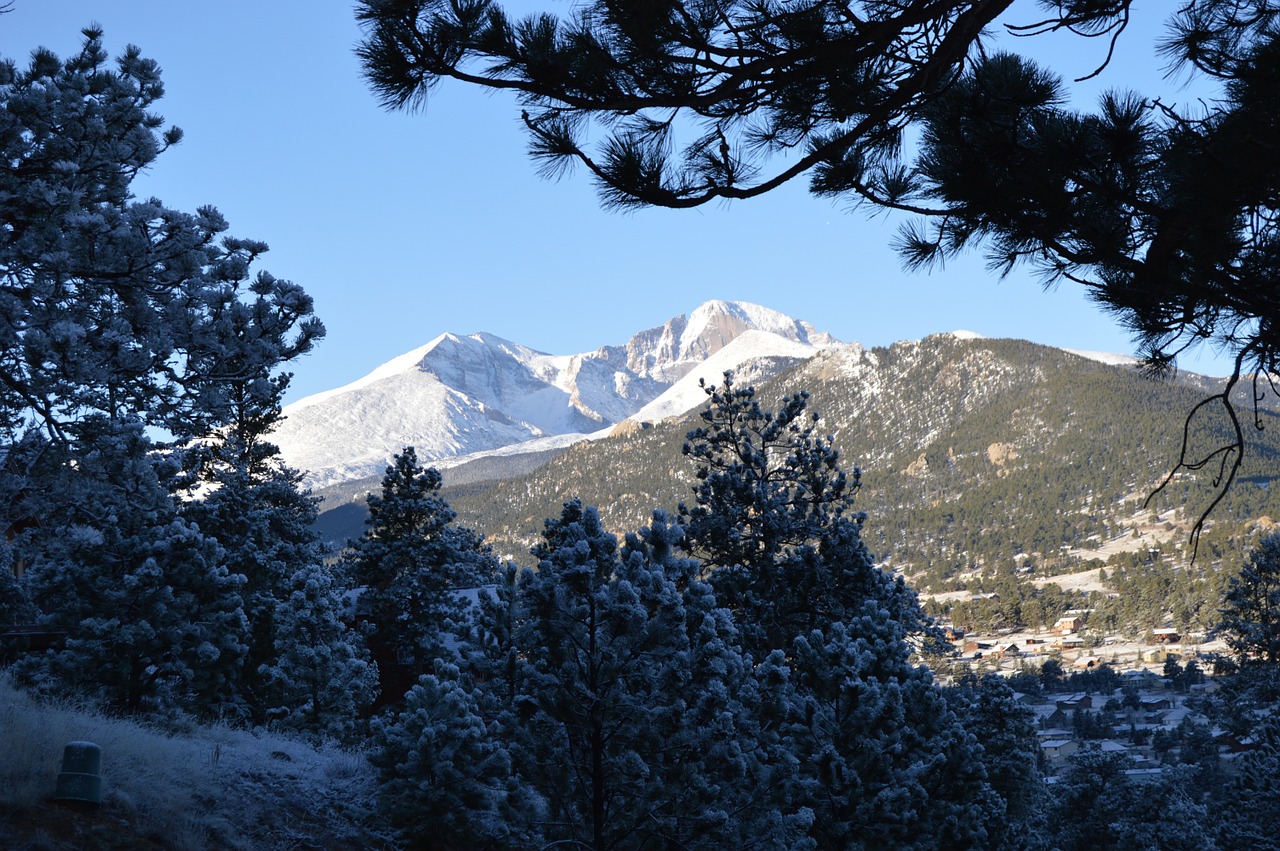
[0,675,396,850]
[1031,567,1111,595]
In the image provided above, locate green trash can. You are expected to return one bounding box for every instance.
[53,741,102,806]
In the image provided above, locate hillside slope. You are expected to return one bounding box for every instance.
[0,676,394,850]
[437,334,1280,587]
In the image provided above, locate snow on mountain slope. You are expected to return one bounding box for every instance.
[622,299,838,382]
[274,369,553,488]
[274,300,841,488]
[627,330,822,424]
[1064,348,1141,368]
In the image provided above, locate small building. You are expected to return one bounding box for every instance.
[1053,616,1083,635]
[1124,767,1167,782]
[1042,739,1081,765]
[1123,669,1161,687]
[1056,693,1093,711]
[1152,627,1181,644]
[1031,705,1068,729]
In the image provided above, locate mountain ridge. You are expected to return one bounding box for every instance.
[274,300,841,488]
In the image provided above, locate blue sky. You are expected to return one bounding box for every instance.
[4,2,1233,403]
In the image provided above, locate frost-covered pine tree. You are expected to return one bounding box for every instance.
[778,612,999,849]
[344,447,498,697]
[947,673,1047,848]
[680,372,933,656]
[607,510,783,846]
[179,435,357,724]
[504,502,769,848]
[370,662,540,850]
[374,501,774,848]
[1046,750,1214,851]
[179,436,377,731]
[0,28,323,443]
[0,543,33,628]
[1217,531,1280,666]
[680,373,853,570]
[680,375,1000,848]
[171,241,367,727]
[256,561,377,740]
[1213,715,1280,850]
[0,435,38,627]
[1,29,326,721]
[14,419,247,715]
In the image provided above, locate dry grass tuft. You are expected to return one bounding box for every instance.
[0,673,397,849]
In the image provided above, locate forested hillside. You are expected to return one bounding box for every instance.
[421,335,1280,635]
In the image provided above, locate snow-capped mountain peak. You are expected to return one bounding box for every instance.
[273,300,841,488]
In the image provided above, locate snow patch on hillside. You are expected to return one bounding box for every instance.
[1064,348,1141,368]
[434,430,604,469]
[629,331,818,423]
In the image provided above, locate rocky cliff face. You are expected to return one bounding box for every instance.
[623,299,837,382]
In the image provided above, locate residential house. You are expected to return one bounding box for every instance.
[1056,693,1094,712]
[1042,738,1081,766]
[1053,616,1083,635]
[1031,705,1068,729]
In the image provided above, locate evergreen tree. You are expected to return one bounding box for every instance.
[1214,716,1280,850]
[257,561,378,741]
[680,372,931,656]
[0,28,322,444]
[681,372,854,574]
[370,661,537,850]
[779,612,999,849]
[169,248,365,727]
[680,379,999,848]
[949,674,1046,847]
[1217,531,1280,665]
[0,542,34,628]
[344,447,498,692]
[1047,751,1214,851]
[1,28,327,724]
[375,501,782,849]
[180,449,351,724]
[13,419,247,715]
[502,501,766,848]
